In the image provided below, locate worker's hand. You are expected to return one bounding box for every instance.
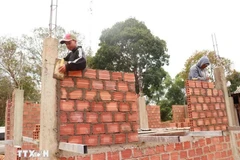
[58,65,66,73]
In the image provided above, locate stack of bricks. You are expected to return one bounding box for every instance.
[59,69,139,146]
[5,100,12,140]
[32,124,40,140]
[23,101,40,137]
[146,105,161,128]
[185,80,228,131]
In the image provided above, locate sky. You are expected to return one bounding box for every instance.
[0,0,240,78]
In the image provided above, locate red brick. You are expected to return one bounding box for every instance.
[188,149,195,157]
[216,97,222,102]
[61,78,74,87]
[92,80,103,90]
[186,80,195,87]
[69,112,84,122]
[113,92,124,101]
[127,112,138,121]
[68,136,83,144]
[85,90,97,100]
[132,122,139,131]
[126,92,137,101]
[100,91,111,100]
[127,133,138,142]
[161,154,169,160]
[195,81,202,88]
[68,70,83,77]
[189,96,197,103]
[91,102,104,111]
[60,124,74,135]
[84,135,98,146]
[100,134,113,145]
[107,123,120,133]
[107,152,119,160]
[105,81,116,90]
[60,100,75,111]
[86,112,98,123]
[195,104,202,111]
[76,124,91,134]
[120,123,132,132]
[99,70,110,80]
[180,151,187,159]
[128,83,135,92]
[115,134,126,144]
[201,89,206,95]
[198,96,204,103]
[220,103,226,109]
[211,118,217,125]
[119,102,130,111]
[69,90,83,99]
[114,112,126,122]
[197,119,204,126]
[194,88,201,95]
[192,112,198,118]
[76,79,90,89]
[60,112,67,123]
[118,82,128,91]
[210,97,216,103]
[101,112,113,122]
[121,149,132,159]
[92,124,105,134]
[184,141,191,149]
[61,88,67,99]
[204,119,210,125]
[92,153,105,160]
[84,69,97,79]
[111,72,123,80]
[124,73,135,82]
[76,101,90,111]
[131,102,138,111]
[106,102,118,111]
[75,156,91,160]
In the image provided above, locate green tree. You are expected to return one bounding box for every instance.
[89,18,170,99]
[158,74,185,121]
[179,50,232,81]
[227,70,240,93]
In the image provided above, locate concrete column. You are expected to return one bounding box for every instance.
[13,89,24,146]
[214,67,234,126]
[39,37,58,160]
[138,96,150,131]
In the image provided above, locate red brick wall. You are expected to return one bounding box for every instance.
[185,80,228,131]
[146,105,161,128]
[172,105,187,122]
[59,69,139,146]
[23,101,40,137]
[5,100,12,140]
[59,135,235,160]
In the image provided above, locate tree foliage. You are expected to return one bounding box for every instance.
[179,50,232,81]
[0,26,87,125]
[89,18,170,100]
[226,70,240,93]
[158,74,185,121]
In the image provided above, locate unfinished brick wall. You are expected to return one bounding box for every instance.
[5,100,12,140]
[172,105,187,122]
[185,80,228,131]
[59,69,139,146]
[146,105,161,128]
[23,102,40,137]
[5,101,40,139]
[59,134,235,160]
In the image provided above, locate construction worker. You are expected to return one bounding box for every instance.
[58,33,86,73]
[188,55,210,81]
